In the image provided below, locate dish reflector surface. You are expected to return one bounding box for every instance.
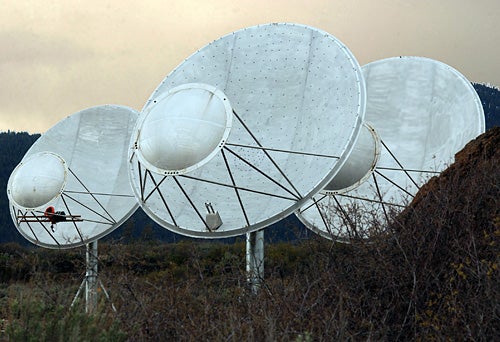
[8,152,67,209]
[7,105,139,248]
[297,56,485,241]
[129,23,366,238]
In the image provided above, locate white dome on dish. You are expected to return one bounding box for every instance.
[135,83,233,175]
[323,122,380,194]
[8,152,67,209]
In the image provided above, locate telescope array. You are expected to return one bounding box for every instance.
[6,23,485,304]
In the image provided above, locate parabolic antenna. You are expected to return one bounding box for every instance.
[297,56,485,241]
[7,105,139,248]
[129,23,366,238]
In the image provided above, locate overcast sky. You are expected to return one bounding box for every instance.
[1,0,499,133]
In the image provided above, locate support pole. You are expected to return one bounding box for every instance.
[246,230,264,293]
[71,239,116,313]
[85,240,98,314]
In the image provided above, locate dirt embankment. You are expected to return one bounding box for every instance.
[400,126,499,233]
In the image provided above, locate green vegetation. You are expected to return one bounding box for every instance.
[0,218,497,341]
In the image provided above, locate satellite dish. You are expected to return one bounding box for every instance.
[297,56,485,241]
[129,23,366,238]
[7,105,140,249]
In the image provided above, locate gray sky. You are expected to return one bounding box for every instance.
[1,0,499,133]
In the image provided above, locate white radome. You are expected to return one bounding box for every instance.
[323,122,380,194]
[136,83,233,174]
[8,152,67,209]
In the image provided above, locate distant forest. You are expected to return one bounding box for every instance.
[473,83,500,127]
[0,83,498,246]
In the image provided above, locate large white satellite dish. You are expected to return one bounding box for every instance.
[7,105,139,249]
[297,56,485,241]
[129,23,366,238]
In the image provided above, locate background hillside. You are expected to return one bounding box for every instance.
[474,83,500,127]
[0,83,499,245]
